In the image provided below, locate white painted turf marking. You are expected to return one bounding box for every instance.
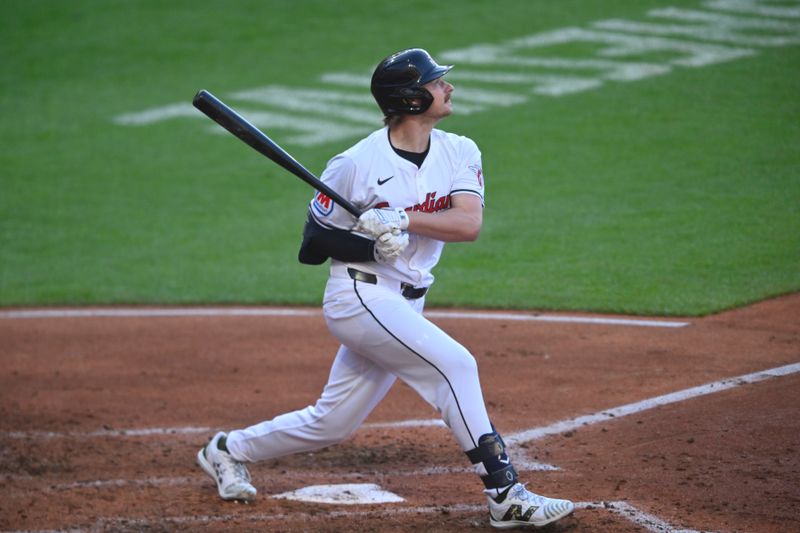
[113,1,800,148]
[0,306,689,327]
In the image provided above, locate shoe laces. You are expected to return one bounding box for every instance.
[511,483,547,506]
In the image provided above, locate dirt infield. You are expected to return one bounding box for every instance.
[1,295,798,532]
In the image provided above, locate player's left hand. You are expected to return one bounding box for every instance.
[355,208,409,238]
[373,231,409,264]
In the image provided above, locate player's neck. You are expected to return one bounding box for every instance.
[388,117,437,153]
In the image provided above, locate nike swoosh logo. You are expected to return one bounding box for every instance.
[377,175,394,186]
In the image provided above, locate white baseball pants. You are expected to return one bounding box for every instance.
[227,268,493,462]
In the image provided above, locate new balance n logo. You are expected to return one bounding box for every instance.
[502,504,539,522]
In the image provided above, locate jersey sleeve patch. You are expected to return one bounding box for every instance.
[468,164,483,187]
[311,191,335,217]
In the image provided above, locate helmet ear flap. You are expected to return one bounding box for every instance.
[394,87,434,115]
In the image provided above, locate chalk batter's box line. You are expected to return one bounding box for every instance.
[6,363,794,533]
[4,361,796,442]
[0,501,702,533]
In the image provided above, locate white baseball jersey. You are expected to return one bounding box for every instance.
[308,126,485,288]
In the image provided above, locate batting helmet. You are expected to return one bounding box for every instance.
[371,48,453,117]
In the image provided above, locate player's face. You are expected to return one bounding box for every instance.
[423,77,454,120]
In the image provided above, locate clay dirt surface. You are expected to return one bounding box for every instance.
[1,294,799,532]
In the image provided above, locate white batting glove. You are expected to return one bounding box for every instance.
[355,208,409,238]
[373,231,409,264]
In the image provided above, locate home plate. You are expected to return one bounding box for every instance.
[273,483,405,505]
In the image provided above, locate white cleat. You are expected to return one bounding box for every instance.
[197,431,257,502]
[487,483,574,529]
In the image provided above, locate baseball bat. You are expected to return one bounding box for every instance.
[192,89,363,218]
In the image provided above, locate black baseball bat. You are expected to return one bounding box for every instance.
[192,89,363,218]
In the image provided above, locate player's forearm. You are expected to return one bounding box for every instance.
[407,207,482,242]
[353,195,483,243]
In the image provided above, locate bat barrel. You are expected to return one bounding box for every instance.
[192,90,363,218]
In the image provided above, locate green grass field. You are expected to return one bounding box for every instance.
[2,0,799,315]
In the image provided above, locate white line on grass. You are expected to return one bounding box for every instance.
[0,306,689,328]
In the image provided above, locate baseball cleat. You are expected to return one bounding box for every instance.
[487,483,574,529]
[197,431,257,502]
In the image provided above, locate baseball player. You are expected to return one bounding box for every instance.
[197,48,574,529]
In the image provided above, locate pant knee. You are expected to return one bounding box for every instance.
[441,348,479,378]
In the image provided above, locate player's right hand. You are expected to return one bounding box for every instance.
[355,208,409,238]
[373,231,409,264]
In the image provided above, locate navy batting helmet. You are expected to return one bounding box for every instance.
[371,48,453,117]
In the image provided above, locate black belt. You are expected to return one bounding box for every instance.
[347,268,428,300]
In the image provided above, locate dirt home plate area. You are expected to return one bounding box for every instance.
[1,295,798,532]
